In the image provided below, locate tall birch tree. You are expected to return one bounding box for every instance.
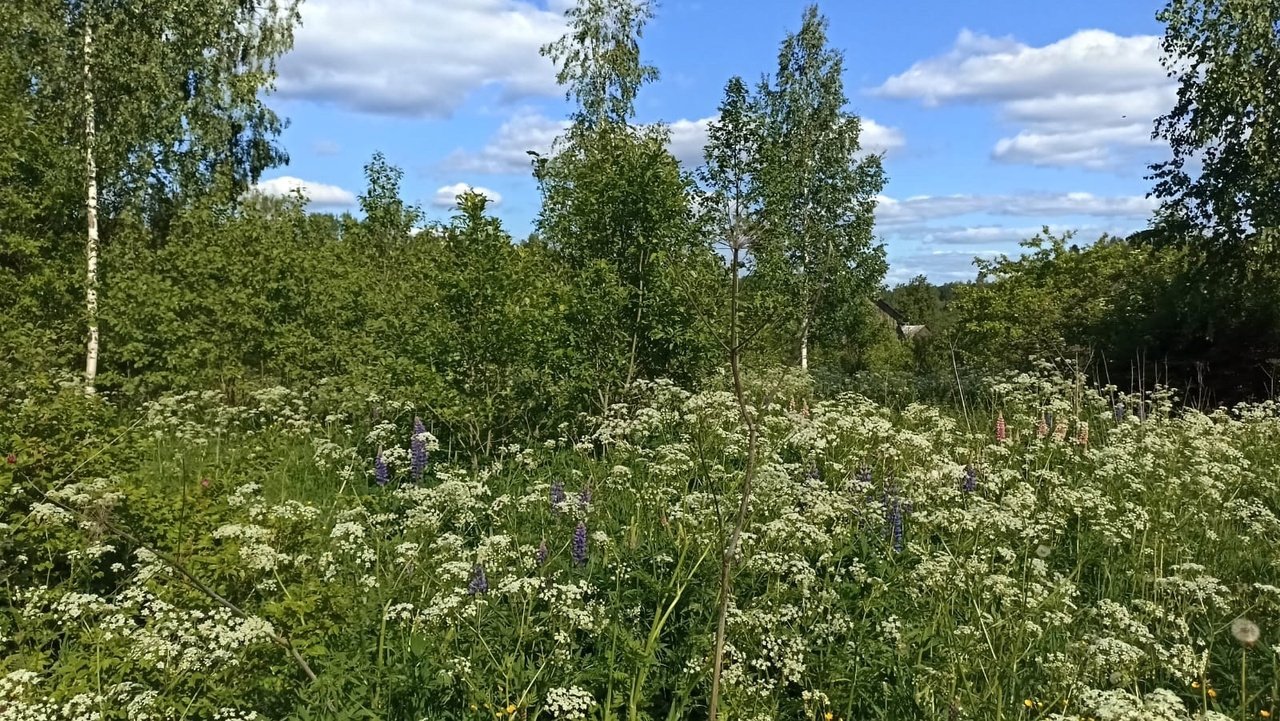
[7,0,300,390]
[753,5,887,370]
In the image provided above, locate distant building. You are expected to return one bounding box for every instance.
[873,299,931,340]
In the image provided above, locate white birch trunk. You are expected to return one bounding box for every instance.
[83,19,100,394]
[799,314,809,370]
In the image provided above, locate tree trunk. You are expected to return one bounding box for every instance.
[799,314,809,370]
[83,19,100,394]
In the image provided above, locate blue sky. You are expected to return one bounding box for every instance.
[253,0,1174,283]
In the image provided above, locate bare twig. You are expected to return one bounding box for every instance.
[708,242,765,721]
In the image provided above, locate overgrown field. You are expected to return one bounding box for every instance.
[3,369,1279,720]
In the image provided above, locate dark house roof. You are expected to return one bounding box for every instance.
[874,299,908,325]
[873,298,931,340]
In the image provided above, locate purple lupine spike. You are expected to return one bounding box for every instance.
[881,485,905,552]
[1045,411,1055,431]
[571,522,588,566]
[889,498,905,553]
[551,481,566,510]
[962,465,978,494]
[374,451,389,487]
[535,539,549,566]
[467,564,489,595]
[578,485,592,509]
[1114,402,1126,423]
[410,417,428,481]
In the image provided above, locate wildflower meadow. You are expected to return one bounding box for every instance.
[3,366,1278,720]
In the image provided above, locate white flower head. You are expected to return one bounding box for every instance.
[1231,617,1260,646]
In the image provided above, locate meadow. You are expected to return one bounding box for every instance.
[3,365,1278,721]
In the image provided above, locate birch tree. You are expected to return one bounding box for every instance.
[753,5,887,370]
[1148,0,1280,270]
[11,0,300,391]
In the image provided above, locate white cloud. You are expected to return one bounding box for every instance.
[667,116,715,167]
[861,119,906,156]
[991,123,1156,169]
[886,248,1003,283]
[277,0,565,117]
[875,29,1172,170]
[252,176,357,208]
[915,225,1047,246]
[312,139,342,156]
[432,182,503,209]
[447,110,905,174]
[875,192,1157,227]
[884,222,1142,281]
[443,110,570,175]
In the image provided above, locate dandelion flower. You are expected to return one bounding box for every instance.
[1232,617,1261,646]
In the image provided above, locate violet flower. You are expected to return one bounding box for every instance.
[882,487,905,553]
[410,417,428,481]
[374,452,389,487]
[551,481,566,510]
[571,522,588,566]
[889,498,905,553]
[536,539,549,566]
[962,465,977,494]
[467,564,489,595]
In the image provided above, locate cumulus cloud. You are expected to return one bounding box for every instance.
[885,248,1004,284]
[875,192,1157,227]
[913,225,1047,246]
[277,0,565,117]
[884,221,1143,281]
[861,119,906,156]
[667,116,716,167]
[252,176,357,208]
[447,111,905,174]
[432,183,503,209]
[443,110,570,175]
[874,29,1173,170]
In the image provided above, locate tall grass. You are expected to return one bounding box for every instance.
[3,369,1279,720]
